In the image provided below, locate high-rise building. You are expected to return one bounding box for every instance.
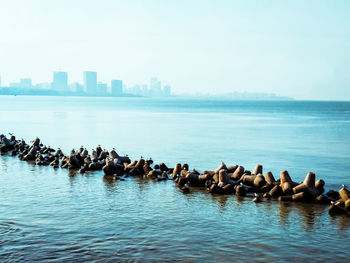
[150,77,162,96]
[52,71,68,90]
[84,71,97,94]
[111,80,123,96]
[20,78,32,89]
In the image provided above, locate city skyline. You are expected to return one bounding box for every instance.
[1,1,350,100]
[0,71,172,97]
[0,70,292,99]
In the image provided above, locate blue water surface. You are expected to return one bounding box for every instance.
[0,96,349,262]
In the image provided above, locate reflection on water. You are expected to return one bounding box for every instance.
[330,214,350,231]
[68,171,79,187]
[279,201,291,226]
[212,194,230,212]
[103,175,118,192]
[278,202,326,231]
[1,97,350,261]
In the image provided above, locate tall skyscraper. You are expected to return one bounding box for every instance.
[52,71,68,90]
[111,80,123,96]
[150,77,162,96]
[84,71,97,94]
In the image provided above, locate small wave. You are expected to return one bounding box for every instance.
[0,221,21,235]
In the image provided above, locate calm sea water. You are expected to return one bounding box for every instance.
[0,95,350,262]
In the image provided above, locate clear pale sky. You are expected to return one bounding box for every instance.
[0,0,349,99]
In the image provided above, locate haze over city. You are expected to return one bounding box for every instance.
[0,70,172,97]
[0,0,349,100]
[1,1,350,262]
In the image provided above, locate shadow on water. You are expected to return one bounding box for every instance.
[278,201,329,231]
[215,195,229,211]
[133,175,154,192]
[235,195,246,203]
[103,175,118,192]
[279,201,291,226]
[330,214,350,231]
[0,155,9,172]
[67,169,80,186]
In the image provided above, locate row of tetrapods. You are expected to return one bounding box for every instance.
[0,133,349,216]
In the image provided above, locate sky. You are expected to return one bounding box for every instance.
[0,0,349,100]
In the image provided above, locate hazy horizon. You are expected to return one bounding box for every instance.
[0,0,349,100]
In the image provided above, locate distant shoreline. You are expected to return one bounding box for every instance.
[0,89,294,100]
[2,93,350,101]
[0,87,141,98]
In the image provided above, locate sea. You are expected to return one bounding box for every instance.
[0,95,349,262]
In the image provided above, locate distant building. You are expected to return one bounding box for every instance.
[34,82,51,90]
[84,71,97,94]
[150,77,162,96]
[129,84,142,96]
[141,84,148,96]
[163,85,171,96]
[52,71,68,90]
[0,74,2,87]
[111,80,123,96]
[9,82,20,88]
[20,78,32,89]
[97,82,108,95]
[70,82,84,93]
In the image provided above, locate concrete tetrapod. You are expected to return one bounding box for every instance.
[1,133,350,218]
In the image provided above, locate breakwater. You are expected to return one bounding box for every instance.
[1,133,349,217]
